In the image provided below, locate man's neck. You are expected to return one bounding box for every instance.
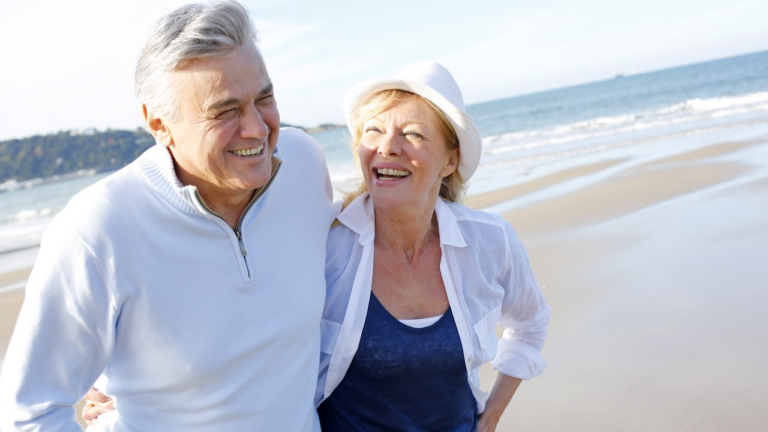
[168,157,260,230]
[198,188,256,230]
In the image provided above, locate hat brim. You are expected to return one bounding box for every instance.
[343,78,482,181]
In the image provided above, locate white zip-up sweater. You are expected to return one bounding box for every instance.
[0,128,339,432]
[317,193,550,412]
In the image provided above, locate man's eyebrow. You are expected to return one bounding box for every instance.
[259,83,274,96]
[208,83,275,112]
[208,98,240,112]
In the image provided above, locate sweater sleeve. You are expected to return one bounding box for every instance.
[0,219,118,431]
[491,222,550,380]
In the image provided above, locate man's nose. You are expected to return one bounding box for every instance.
[240,106,269,139]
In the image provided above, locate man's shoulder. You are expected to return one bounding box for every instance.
[275,127,327,168]
[54,161,149,233]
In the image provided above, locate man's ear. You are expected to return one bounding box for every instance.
[143,104,173,147]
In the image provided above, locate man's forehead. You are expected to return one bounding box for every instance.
[171,46,272,106]
[177,45,267,76]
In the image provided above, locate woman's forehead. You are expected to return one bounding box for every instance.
[364,97,438,125]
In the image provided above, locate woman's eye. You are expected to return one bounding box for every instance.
[404,131,423,139]
[364,127,381,133]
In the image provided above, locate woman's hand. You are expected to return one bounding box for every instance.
[476,412,500,431]
[476,373,522,432]
[82,386,116,426]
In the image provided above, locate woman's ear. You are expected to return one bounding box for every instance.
[441,148,459,178]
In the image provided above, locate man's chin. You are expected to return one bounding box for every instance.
[236,170,274,193]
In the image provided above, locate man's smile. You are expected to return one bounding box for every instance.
[228,144,265,157]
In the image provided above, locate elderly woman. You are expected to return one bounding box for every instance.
[315,61,549,431]
[84,62,549,431]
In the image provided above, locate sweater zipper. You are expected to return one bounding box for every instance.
[196,159,282,279]
[235,230,249,276]
[233,160,282,278]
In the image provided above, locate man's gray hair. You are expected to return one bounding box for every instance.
[136,1,258,121]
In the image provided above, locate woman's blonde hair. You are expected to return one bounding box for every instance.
[340,89,467,210]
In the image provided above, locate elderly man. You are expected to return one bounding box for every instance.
[0,2,337,431]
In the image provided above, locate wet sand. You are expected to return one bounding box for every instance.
[0,289,24,359]
[478,138,768,431]
[2,137,767,430]
[0,268,31,289]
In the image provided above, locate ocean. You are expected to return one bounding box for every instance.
[1,49,767,257]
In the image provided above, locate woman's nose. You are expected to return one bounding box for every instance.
[378,132,402,156]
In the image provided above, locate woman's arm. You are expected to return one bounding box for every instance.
[475,221,549,431]
[477,373,522,431]
[492,222,550,380]
[82,387,116,426]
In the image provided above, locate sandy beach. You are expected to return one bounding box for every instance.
[476,134,768,430]
[2,131,768,430]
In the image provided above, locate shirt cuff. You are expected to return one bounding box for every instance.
[492,339,548,380]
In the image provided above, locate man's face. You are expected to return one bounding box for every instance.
[159,44,280,203]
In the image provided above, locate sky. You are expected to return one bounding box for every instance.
[1,0,767,141]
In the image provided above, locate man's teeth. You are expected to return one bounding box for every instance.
[376,168,410,177]
[230,144,264,157]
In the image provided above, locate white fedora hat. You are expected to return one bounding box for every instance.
[343,61,482,180]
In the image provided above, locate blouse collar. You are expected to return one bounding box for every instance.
[336,191,467,248]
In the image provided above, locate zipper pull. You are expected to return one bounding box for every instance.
[236,231,248,257]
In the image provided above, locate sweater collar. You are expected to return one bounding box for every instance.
[137,143,282,216]
[337,192,467,248]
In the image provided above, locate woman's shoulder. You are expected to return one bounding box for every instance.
[328,222,357,245]
[326,223,360,268]
[443,200,512,232]
[442,200,524,252]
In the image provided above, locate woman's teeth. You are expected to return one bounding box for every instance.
[230,144,264,157]
[376,168,410,179]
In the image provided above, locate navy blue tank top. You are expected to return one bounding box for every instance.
[318,293,478,431]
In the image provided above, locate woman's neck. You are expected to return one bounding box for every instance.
[373,198,440,264]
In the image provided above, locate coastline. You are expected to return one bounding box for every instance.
[2,131,768,430]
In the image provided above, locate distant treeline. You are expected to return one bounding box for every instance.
[0,129,155,184]
[0,122,345,184]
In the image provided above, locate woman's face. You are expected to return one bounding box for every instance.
[358,97,458,213]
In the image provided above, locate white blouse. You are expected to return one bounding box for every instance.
[316,193,550,413]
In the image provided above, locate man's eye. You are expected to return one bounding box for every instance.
[216,108,237,118]
[257,95,276,106]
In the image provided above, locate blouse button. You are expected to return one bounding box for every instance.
[467,357,474,364]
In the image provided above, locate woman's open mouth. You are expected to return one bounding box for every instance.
[374,167,411,181]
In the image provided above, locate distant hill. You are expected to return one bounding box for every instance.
[304,123,345,133]
[0,122,345,185]
[0,129,155,186]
